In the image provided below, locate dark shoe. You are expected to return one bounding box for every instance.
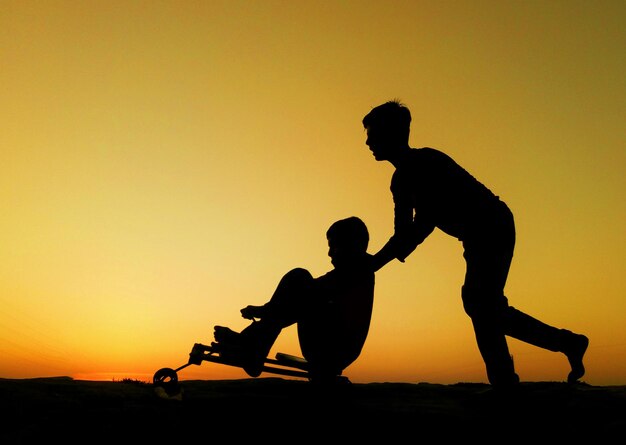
[563,332,589,383]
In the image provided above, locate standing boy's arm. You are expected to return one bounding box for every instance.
[372,239,401,271]
[373,178,435,271]
[372,222,434,272]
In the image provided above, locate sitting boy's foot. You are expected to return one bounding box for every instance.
[242,361,264,378]
[210,340,246,365]
[212,325,266,378]
[213,325,241,344]
[210,340,264,378]
[564,333,589,383]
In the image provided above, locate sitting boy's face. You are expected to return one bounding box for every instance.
[327,237,361,269]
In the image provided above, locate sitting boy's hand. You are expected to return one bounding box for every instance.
[240,305,264,320]
[240,306,254,319]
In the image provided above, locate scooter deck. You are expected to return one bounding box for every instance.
[187,343,311,378]
[153,342,350,398]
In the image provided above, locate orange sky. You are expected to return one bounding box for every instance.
[1,0,625,386]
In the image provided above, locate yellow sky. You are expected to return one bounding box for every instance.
[1,0,624,385]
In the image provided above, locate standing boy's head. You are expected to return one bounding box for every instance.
[362,100,411,161]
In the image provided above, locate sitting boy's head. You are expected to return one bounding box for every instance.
[326,217,369,267]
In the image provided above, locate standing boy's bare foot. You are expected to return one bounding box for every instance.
[565,333,589,383]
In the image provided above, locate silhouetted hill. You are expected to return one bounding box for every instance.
[1,377,624,441]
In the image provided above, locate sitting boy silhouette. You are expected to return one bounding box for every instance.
[211,216,375,383]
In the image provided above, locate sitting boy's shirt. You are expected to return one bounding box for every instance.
[297,258,375,375]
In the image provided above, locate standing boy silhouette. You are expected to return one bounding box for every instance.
[362,100,588,388]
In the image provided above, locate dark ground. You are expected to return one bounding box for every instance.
[1,377,624,442]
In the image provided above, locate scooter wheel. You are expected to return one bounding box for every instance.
[153,368,182,399]
[153,367,178,386]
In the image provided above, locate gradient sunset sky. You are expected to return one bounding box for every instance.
[1,0,624,385]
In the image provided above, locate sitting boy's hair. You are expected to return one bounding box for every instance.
[327,216,369,252]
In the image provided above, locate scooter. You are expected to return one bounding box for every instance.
[153,342,334,398]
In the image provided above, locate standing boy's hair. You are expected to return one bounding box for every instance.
[362,99,412,142]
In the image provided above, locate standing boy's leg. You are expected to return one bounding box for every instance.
[463,285,519,387]
[504,307,589,383]
[462,234,518,388]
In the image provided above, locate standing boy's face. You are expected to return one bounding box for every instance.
[365,126,394,161]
